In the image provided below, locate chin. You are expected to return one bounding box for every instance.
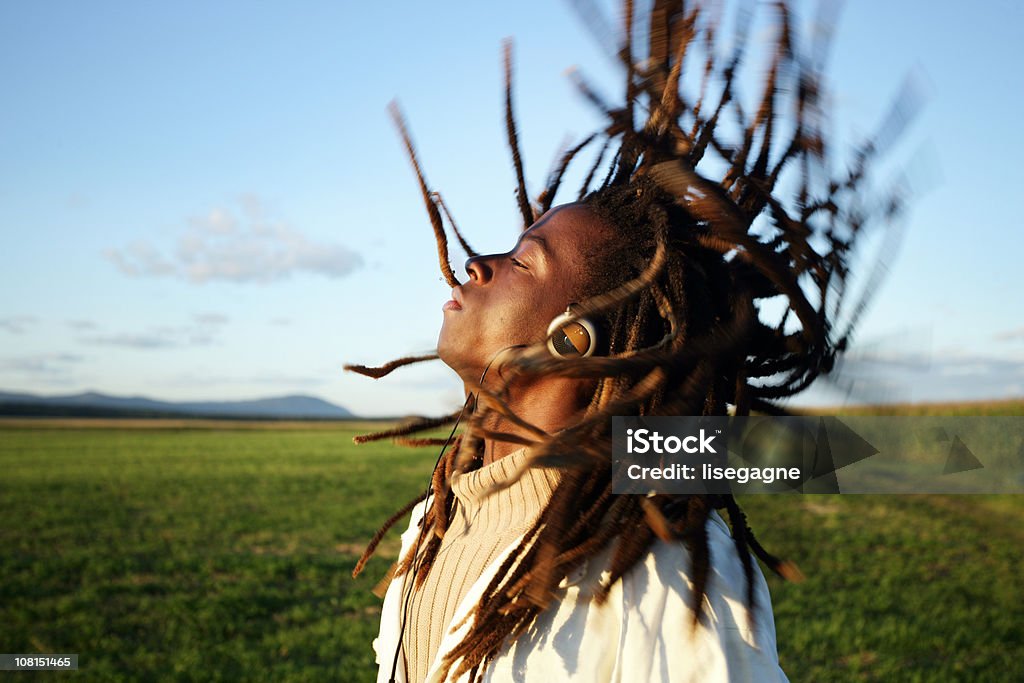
[440,357,482,386]
[436,332,468,376]
[438,337,493,386]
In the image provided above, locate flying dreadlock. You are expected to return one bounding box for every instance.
[346,1,911,681]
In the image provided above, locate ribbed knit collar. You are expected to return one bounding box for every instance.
[449,446,561,533]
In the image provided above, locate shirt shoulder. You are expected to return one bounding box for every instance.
[613,509,789,682]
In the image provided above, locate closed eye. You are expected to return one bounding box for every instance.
[510,257,529,270]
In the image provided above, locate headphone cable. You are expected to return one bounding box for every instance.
[386,344,526,682]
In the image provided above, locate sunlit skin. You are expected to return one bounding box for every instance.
[437,203,616,465]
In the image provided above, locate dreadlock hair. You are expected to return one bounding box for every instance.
[346,1,911,680]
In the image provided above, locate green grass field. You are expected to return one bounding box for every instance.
[1,409,1021,681]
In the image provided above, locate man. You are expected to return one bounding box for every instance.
[367,193,792,682]
[347,2,903,680]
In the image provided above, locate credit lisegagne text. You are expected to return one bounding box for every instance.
[626,463,802,485]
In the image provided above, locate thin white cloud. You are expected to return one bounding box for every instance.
[79,333,180,349]
[78,315,230,350]
[818,348,1024,405]
[840,349,1023,376]
[0,316,38,334]
[189,207,237,235]
[0,353,83,376]
[105,196,363,284]
[160,371,328,388]
[104,241,177,277]
[994,326,1024,342]
[194,312,229,326]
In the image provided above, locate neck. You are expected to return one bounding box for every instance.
[466,375,590,466]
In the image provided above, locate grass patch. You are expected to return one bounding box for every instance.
[1,419,1021,681]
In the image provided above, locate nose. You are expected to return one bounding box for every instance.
[465,254,496,284]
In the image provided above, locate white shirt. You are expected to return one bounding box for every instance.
[373,499,790,683]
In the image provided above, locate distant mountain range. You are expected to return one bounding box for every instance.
[0,390,355,420]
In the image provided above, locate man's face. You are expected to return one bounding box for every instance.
[437,203,614,381]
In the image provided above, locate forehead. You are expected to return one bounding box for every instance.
[519,203,614,257]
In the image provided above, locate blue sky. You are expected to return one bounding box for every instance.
[1,1,1022,417]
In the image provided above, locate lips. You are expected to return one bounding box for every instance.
[443,287,463,312]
